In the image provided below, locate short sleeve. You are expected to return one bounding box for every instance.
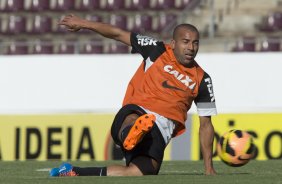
[130,32,163,60]
[194,72,217,116]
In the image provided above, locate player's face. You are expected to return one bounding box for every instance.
[171,28,199,67]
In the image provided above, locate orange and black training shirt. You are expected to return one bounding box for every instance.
[123,33,217,137]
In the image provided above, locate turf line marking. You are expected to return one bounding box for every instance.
[36,168,51,172]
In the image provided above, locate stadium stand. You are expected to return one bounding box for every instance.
[109,14,128,30]
[28,0,50,12]
[131,14,153,33]
[232,37,256,52]
[153,13,178,33]
[76,0,101,11]
[256,11,282,32]
[80,39,104,54]
[4,40,29,55]
[0,0,281,54]
[5,15,27,35]
[28,15,52,34]
[0,17,2,32]
[127,0,151,10]
[0,0,24,12]
[153,0,176,10]
[259,36,281,52]
[106,42,130,53]
[57,40,77,54]
[50,0,75,11]
[31,39,54,54]
[104,0,125,10]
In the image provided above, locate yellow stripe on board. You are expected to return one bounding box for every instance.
[0,114,114,161]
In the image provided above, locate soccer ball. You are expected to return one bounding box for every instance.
[217,129,255,167]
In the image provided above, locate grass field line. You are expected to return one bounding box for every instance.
[36,168,51,172]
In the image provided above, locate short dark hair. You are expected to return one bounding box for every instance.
[173,24,199,39]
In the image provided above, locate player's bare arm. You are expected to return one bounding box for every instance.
[58,14,131,46]
[199,116,216,175]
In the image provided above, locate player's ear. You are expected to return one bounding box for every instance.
[170,39,175,49]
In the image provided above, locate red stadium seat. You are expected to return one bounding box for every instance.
[104,0,125,10]
[31,40,54,54]
[273,12,282,30]
[29,15,52,34]
[259,37,281,52]
[85,14,103,21]
[153,13,177,33]
[76,0,100,11]
[5,40,29,55]
[173,0,202,10]
[57,40,77,54]
[256,12,282,32]
[176,0,199,10]
[256,16,276,32]
[0,0,24,12]
[51,0,75,11]
[28,0,50,11]
[232,37,256,52]
[127,0,151,10]
[131,14,153,33]
[153,0,175,10]
[4,15,27,35]
[109,14,127,30]
[106,43,129,54]
[80,39,104,54]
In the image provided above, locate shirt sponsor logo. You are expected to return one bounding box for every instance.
[137,35,157,46]
[204,77,215,102]
[163,65,196,90]
[162,80,185,91]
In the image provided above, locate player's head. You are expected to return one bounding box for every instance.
[170,24,200,67]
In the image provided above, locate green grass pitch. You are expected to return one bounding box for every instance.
[0,160,281,184]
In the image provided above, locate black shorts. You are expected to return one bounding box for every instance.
[111,104,166,166]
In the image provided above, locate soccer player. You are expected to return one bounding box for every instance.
[51,14,217,176]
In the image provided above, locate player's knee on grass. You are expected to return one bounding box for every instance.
[131,156,160,175]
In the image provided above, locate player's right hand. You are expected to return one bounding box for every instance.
[58,14,82,32]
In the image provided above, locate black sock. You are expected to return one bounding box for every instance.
[72,167,107,176]
[120,125,132,143]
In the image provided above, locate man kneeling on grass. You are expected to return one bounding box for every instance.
[50,14,217,177]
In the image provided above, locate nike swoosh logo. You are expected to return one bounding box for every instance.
[59,166,66,173]
[162,80,185,91]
